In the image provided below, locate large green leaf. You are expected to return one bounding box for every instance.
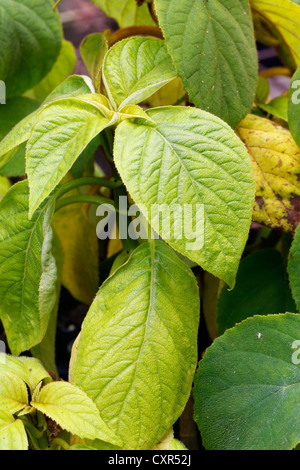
[288,223,300,310]
[102,36,177,110]
[194,313,300,450]
[154,0,258,128]
[26,96,113,217]
[70,241,200,449]
[31,381,122,445]
[114,106,255,288]
[0,181,57,355]
[218,248,296,334]
[91,0,154,27]
[0,0,62,97]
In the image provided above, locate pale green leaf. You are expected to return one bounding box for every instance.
[0,411,28,450]
[258,96,288,121]
[154,0,258,128]
[0,75,93,169]
[102,36,177,109]
[90,0,154,27]
[0,371,28,414]
[31,381,122,445]
[0,181,57,355]
[70,241,200,449]
[0,0,62,97]
[80,33,108,90]
[26,97,113,217]
[194,313,300,450]
[114,106,255,287]
[0,354,51,391]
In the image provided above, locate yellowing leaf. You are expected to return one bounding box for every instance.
[237,113,300,232]
[0,372,28,414]
[0,353,51,392]
[52,181,99,305]
[250,0,300,69]
[144,77,186,108]
[31,381,122,446]
[0,411,28,450]
[151,429,174,450]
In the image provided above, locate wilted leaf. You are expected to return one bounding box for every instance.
[237,113,300,232]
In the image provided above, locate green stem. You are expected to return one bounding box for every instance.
[173,93,188,106]
[55,176,122,200]
[53,0,62,10]
[114,185,139,252]
[49,438,70,450]
[55,194,115,213]
[100,132,114,163]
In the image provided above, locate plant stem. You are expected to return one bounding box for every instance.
[55,194,114,213]
[53,0,62,10]
[49,438,70,450]
[55,176,122,200]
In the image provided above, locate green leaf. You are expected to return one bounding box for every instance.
[0,75,93,170]
[218,249,297,335]
[102,36,177,109]
[0,97,40,169]
[24,40,77,102]
[0,371,28,414]
[26,96,113,217]
[258,96,288,121]
[114,106,255,288]
[255,76,270,104]
[31,235,63,377]
[80,33,108,91]
[0,181,57,355]
[288,223,300,310]
[0,176,11,199]
[289,65,300,147]
[154,0,258,128]
[194,313,300,450]
[90,0,154,27]
[0,354,51,391]
[0,0,62,97]
[0,411,28,450]
[31,381,122,445]
[70,241,200,450]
